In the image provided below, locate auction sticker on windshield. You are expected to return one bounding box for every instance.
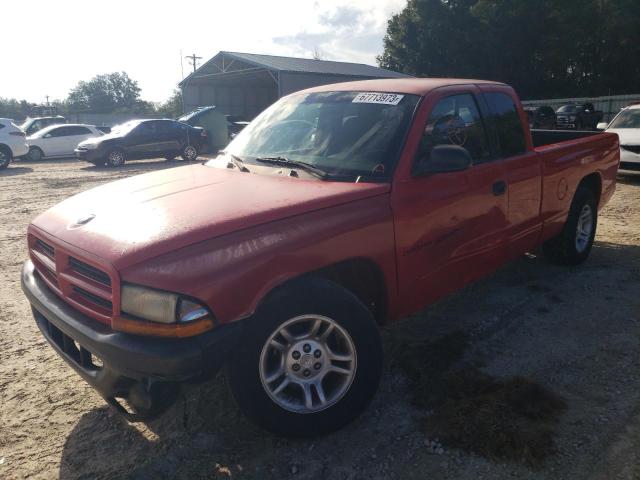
[352,92,404,105]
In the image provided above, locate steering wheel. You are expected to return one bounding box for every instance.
[432,114,468,147]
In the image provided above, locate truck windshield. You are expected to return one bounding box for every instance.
[211,91,420,181]
[609,109,640,129]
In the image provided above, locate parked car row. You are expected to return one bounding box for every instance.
[0,116,208,169]
[523,103,604,131]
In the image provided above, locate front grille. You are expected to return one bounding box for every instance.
[69,256,112,286]
[621,145,640,155]
[29,232,115,324]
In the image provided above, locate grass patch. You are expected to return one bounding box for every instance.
[390,331,567,466]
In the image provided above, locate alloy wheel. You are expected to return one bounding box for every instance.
[575,204,594,253]
[259,315,357,414]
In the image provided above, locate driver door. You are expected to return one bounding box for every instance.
[391,87,509,313]
[126,121,161,158]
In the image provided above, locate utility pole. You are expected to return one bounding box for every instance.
[185,53,202,74]
[45,95,50,106]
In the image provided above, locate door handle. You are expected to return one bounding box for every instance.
[492,180,507,196]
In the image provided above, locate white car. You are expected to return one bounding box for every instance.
[598,103,640,173]
[26,124,104,161]
[0,118,29,169]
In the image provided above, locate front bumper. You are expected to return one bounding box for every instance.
[74,148,103,162]
[620,147,640,172]
[21,259,243,419]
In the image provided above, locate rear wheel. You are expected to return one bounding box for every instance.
[27,146,44,161]
[543,186,597,265]
[106,148,125,167]
[0,146,12,169]
[181,144,198,161]
[227,278,383,437]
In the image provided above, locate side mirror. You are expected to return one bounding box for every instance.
[43,133,52,138]
[596,122,608,131]
[415,144,472,175]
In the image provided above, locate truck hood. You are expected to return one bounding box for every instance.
[607,128,640,146]
[31,164,389,269]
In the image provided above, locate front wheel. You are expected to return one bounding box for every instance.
[543,186,597,265]
[106,148,126,167]
[181,144,198,161]
[27,146,44,161]
[227,278,383,437]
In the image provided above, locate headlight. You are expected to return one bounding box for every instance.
[81,142,99,150]
[569,115,577,121]
[121,284,212,324]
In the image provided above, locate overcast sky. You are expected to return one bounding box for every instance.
[2,0,405,104]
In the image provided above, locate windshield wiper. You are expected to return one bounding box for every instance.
[224,153,250,172]
[254,156,328,179]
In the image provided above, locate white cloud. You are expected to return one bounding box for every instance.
[2,0,406,103]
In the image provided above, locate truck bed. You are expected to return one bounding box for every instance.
[531,129,603,149]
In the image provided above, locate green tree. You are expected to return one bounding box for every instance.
[156,89,183,118]
[0,98,35,120]
[67,72,144,113]
[378,0,640,98]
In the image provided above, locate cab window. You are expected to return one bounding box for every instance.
[416,93,490,167]
[483,92,527,157]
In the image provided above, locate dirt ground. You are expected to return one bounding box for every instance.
[1,157,639,480]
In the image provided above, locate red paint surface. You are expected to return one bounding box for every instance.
[28,78,620,329]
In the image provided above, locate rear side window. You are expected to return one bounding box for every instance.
[66,126,91,135]
[484,92,526,157]
[48,126,76,137]
[417,93,490,164]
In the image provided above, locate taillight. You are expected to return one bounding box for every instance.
[10,131,26,137]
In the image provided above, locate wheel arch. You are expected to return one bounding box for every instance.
[257,257,389,325]
[577,172,602,207]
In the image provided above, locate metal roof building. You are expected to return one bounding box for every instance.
[179,51,411,119]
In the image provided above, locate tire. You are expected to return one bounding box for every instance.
[543,186,597,265]
[106,148,125,167]
[227,278,383,437]
[181,144,198,161]
[27,146,44,161]
[0,145,12,169]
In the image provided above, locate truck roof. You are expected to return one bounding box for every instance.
[299,78,508,96]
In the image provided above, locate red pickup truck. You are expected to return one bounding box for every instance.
[22,79,619,437]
